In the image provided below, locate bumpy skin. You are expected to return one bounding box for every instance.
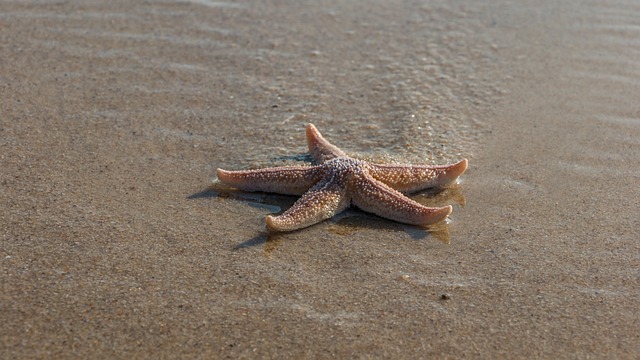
[216,123,467,231]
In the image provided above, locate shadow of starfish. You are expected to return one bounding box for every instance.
[188,180,463,249]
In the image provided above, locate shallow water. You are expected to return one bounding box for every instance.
[1,0,638,358]
[3,0,505,165]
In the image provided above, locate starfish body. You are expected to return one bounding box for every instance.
[216,124,467,231]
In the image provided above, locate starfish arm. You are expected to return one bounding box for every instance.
[306,123,346,163]
[216,166,324,196]
[350,172,452,226]
[266,174,350,231]
[367,159,468,193]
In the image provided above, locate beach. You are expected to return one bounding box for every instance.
[1,0,638,358]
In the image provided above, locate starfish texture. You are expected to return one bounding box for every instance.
[216,124,468,232]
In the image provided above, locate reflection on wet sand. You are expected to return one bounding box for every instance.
[204,179,463,249]
[231,215,452,256]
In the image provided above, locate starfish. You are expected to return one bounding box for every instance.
[216,124,467,232]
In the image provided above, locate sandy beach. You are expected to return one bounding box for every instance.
[2,0,638,358]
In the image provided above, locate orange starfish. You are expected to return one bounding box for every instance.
[216,124,467,231]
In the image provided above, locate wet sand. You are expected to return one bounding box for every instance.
[1,0,638,358]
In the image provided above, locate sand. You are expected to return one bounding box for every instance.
[1,0,638,358]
